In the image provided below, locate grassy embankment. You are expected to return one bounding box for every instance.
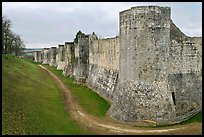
[2,54,94,135]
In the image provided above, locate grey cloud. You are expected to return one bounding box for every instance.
[2,2,202,48]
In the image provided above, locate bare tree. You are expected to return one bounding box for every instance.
[12,34,25,56]
[2,16,25,55]
[2,16,11,54]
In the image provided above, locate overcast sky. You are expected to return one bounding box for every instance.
[2,2,202,48]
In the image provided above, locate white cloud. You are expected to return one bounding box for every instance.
[25,42,62,49]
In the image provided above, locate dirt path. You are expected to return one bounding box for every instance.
[39,65,202,135]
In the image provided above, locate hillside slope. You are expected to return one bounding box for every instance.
[2,55,92,135]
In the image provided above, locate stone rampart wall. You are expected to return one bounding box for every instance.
[33,5,202,125]
[167,21,202,117]
[89,36,119,70]
[86,36,119,101]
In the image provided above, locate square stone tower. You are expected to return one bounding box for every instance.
[63,42,75,76]
[75,35,90,83]
[42,48,50,64]
[49,47,57,67]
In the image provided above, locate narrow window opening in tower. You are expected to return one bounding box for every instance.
[172,92,176,105]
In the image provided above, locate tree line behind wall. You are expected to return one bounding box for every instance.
[2,16,25,55]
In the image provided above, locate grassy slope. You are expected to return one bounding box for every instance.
[42,64,111,118]
[2,55,92,135]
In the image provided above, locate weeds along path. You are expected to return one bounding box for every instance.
[38,65,201,135]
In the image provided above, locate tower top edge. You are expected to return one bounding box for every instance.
[120,5,170,14]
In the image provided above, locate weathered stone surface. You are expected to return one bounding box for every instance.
[57,45,66,70]
[86,35,120,101]
[168,73,202,116]
[108,80,175,122]
[89,36,119,70]
[74,35,89,83]
[168,19,202,118]
[87,64,118,101]
[33,51,42,62]
[49,47,57,67]
[63,42,75,76]
[42,48,50,64]
[108,6,175,123]
[169,21,202,75]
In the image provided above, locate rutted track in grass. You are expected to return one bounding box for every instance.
[39,65,202,135]
[41,64,111,118]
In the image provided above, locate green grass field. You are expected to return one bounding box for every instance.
[2,55,93,135]
[42,64,111,118]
